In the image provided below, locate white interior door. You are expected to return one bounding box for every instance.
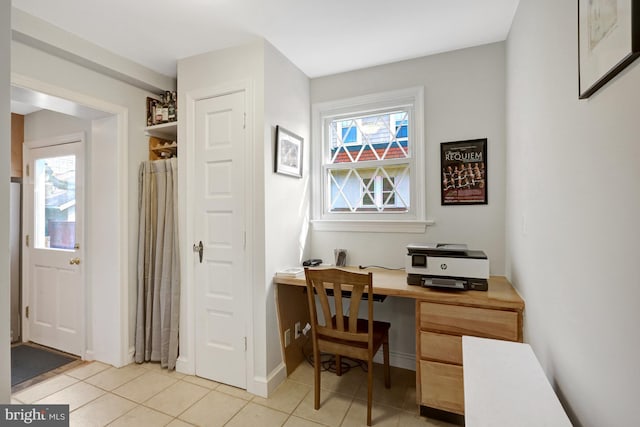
[24,137,84,356]
[194,91,247,388]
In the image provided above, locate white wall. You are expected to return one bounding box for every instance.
[12,8,174,94]
[89,115,121,363]
[12,36,158,366]
[309,43,506,366]
[23,110,123,364]
[506,1,640,426]
[177,39,312,395]
[177,41,268,393]
[263,41,311,376]
[0,1,11,404]
[24,109,91,140]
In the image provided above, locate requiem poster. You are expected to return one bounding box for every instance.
[440,139,487,205]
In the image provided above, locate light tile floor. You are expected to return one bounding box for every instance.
[11,360,457,427]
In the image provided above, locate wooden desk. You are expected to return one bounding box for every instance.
[274,267,524,420]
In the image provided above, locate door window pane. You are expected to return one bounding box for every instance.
[34,155,76,249]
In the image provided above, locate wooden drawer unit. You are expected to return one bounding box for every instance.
[419,360,464,415]
[419,331,462,365]
[417,288,523,418]
[419,301,519,341]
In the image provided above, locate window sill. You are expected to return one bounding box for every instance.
[310,219,435,233]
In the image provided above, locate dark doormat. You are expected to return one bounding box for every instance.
[11,344,77,386]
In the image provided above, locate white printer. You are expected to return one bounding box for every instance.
[406,243,489,291]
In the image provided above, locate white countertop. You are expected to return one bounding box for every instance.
[463,336,572,427]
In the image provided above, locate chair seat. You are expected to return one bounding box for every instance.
[318,316,390,358]
[332,315,390,338]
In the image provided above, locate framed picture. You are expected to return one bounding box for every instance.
[275,126,303,178]
[578,0,640,99]
[441,139,487,205]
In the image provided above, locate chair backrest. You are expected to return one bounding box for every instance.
[304,268,374,349]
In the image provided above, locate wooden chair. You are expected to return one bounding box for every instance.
[304,268,391,426]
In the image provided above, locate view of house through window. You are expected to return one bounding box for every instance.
[34,155,77,250]
[326,110,411,212]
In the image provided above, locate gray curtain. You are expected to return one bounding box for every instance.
[135,158,180,369]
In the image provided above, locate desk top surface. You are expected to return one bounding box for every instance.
[274,267,524,311]
[463,336,571,427]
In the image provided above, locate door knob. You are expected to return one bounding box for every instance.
[193,241,204,263]
[69,258,81,265]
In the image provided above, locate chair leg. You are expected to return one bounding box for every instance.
[336,354,342,376]
[383,333,390,389]
[314,348,321,410]
[367,358,373,426]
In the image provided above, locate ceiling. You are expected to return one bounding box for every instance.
[12,0,520,79]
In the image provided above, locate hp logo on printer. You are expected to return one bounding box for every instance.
[440,263,447,270]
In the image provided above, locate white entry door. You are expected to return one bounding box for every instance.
[194,91,247,388]
[24,137,84,356]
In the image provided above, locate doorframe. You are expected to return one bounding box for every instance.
[10,177,23,344]
[178,80,257,394]
[22,132,86,355]
[12,73,130,366]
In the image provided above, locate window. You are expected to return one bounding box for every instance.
[312,87,428,232]
[361,176,396,208]
[34,155,77,249]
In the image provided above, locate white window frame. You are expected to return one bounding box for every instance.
[335,120,363,147]
[311,87,431,233]
[360,175,397,209]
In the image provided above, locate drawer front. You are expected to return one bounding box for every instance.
[419,360,464,415]
[420,331,462,365]
[419,302,519,341]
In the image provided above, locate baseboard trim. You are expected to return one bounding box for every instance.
[373,350,416,371]
[175,355,195,375]
[83,349,95,361]
[127,346,135,364]
[249,362,287,398]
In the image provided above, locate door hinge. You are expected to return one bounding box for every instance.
[244,337,247,352]
[25,306,29,319]
[243,113,246,129]
[26,164,29,177]
[25,235,29,247]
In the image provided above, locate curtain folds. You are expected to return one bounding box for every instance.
[135,158,180,369]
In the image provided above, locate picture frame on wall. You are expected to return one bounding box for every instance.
[275,125,303,178]
[440,139,487,205]
[578,0,640,99]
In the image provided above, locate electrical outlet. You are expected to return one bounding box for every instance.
[294,322,301,339]
[284,328,291,347]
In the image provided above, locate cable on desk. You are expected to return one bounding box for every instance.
[358,265,404,270]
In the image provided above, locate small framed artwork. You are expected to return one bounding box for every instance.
[441,139,487,205]
[578,0,640,99]
[275,125,303,178]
